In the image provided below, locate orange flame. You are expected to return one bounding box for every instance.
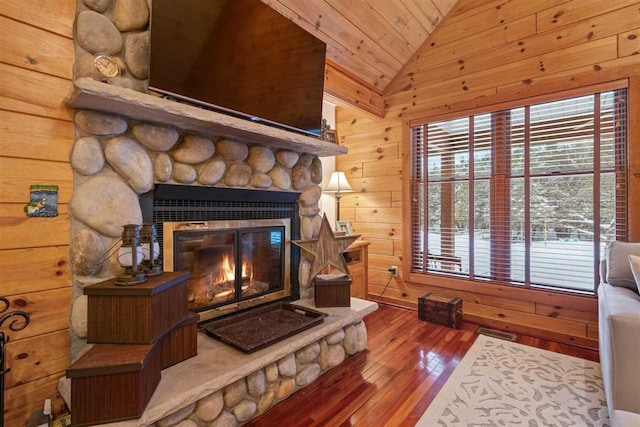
[221,254,235,282]
[212,254,252,284]
[241,259,253,282]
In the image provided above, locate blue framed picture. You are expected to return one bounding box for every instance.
[24,184,59,217]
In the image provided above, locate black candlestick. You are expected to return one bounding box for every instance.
[0,297,31,427]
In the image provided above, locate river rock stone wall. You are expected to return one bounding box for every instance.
[154,320,367,427]
[70,0,329,379]
[75,0,151,92]
[65,1,371,425]
[68,108,324,361]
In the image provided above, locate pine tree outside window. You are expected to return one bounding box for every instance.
[409,86,628,294]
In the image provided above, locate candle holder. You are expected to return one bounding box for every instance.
[115,224,147,286]
[1,297,30,427]
[141,223,162,277]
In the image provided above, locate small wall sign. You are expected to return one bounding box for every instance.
[24,185,59,217]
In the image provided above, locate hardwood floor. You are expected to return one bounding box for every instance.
[247,303,599,427]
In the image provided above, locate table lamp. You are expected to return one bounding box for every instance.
[323,171,354,221]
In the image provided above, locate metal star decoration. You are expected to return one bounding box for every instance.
[292,214,360,281]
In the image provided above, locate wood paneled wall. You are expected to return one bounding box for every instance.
[2,0,639,422]
[262,0,458,91]
[0,1,75,425]
[336,0,640,349]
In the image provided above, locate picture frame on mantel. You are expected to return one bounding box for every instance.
[323,129,338,144]
[336,220,353,235]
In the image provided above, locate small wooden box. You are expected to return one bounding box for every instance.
[67,342,161,426]
[418,292,462,329]
[160,311,199,369]
[85,272,190,344]
[314,274,351,307]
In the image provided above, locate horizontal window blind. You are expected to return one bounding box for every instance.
[410,88,628,293]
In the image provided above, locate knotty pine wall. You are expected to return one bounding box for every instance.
[336,0,640,350]
[0,1,75,425]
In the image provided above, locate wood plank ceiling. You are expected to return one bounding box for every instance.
[262,0,458,93]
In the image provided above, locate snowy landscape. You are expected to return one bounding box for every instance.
[427,232,602,292]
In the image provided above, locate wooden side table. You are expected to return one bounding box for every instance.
[344,240,370,299]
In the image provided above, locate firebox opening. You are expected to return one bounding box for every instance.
[141,185,301,322]
[173,225,286,312]
[176,229,237,307]
[239,227,285,300]
[163,219,291,322]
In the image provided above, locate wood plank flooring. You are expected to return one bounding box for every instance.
[247,303,599,427]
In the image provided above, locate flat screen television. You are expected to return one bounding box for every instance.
[149,0,327,137]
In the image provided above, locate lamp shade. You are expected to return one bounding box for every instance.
[117,246,145,267]
[141,241,161,261]
[324,171,354,193]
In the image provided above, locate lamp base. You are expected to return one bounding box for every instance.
[144,264,163,277]
[115,271,147,286]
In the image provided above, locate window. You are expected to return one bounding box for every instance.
[410,87,628,293]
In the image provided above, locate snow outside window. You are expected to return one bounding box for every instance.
[409,88,628,294]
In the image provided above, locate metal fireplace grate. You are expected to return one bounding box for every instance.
[153,199,295,238]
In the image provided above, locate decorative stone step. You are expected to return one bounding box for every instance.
[59,298,378,427]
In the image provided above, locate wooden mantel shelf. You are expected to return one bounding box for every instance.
[67,78,348,157]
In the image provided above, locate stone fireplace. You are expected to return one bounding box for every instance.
[63,1,377,425]
[68,106,326,359]
[63,98,381,425]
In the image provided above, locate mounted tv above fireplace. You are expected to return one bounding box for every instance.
[149,0,327,137]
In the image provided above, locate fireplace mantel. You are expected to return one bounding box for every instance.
[66,78,348,157]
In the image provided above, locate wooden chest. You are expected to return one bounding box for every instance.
[85,271,190,344]
[418,292,462,329]
[159,311,199,369]
[314,274,351,307]
[67,342,162,426]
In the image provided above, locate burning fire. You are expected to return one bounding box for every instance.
[212,254,253,288]
[219,254,235,283]
[242,260,251,279]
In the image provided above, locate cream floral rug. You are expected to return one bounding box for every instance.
[417,334,609,426]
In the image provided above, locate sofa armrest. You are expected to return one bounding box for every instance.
[598,283,640,415]
[611,410,640,427]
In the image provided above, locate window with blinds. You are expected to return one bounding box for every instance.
[410,88,628,293]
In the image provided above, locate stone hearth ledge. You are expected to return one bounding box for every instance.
[59,298,378,426]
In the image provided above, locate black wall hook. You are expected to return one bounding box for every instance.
[0,296,31,427]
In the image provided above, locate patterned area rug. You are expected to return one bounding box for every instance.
[417,334,609,427]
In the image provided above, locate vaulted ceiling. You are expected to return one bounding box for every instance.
[262,0,458,93]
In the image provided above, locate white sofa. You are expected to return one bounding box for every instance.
[598,242,640,427]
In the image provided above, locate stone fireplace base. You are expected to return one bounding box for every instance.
[67,5,353,422]
[59,298,377,426]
